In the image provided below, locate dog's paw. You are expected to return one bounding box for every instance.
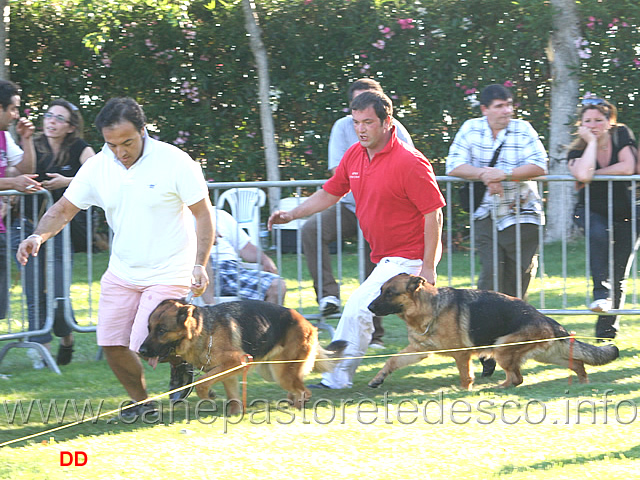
[368,378,384,388]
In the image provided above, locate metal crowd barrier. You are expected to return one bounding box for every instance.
[439,175,640,317]
[0,191,58,373]
[2,175,638,374]
[209,176,640,322]
[0,188,101,374]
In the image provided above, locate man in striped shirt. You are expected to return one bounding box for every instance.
[446,84,548,376]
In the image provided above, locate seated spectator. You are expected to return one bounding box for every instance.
[201,209,286,305]
[568,96,639,340]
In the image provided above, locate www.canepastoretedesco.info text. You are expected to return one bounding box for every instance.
[3,390,638,430]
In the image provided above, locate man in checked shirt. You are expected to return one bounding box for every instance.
[446,84,548,377]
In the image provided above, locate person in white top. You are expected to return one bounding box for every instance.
[201,209,286,304]
[17,97,214,418]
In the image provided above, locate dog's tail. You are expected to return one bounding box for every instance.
[313,340,348,373]
[571,340,619,366]
[535,338,619,367]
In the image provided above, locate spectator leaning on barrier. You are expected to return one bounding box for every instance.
[568,96,639,340]
[16,97,214,420]
[269,90,445,390]
[21,98,96,368]
[201,208,286,305]
[0,80,40,320]
[301,77,414,350]
[445,83,548,377]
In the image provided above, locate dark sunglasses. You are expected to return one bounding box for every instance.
[581,97,606,106]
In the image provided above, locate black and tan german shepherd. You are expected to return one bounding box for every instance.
[368,274,619,390]
[139,299,346,413]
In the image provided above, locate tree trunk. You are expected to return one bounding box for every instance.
[545,0,580,243]
[0,0,8,80]
[242,0,280,213]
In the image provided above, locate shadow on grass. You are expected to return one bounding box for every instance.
[497,443,640,475]
[1,394,256,448]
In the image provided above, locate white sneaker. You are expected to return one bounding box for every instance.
[368,342,385,350]
[27,349,45,370]
[319,296,340,316]
[589,299,612,313]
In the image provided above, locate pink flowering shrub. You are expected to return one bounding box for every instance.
[9,0,640,184]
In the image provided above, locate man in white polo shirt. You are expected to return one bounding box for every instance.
[16,97,214,419]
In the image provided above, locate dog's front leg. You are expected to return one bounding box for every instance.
[194,370,221,401]
[221,376,243,415]
[368,343,431,388]
[451,352,474,390]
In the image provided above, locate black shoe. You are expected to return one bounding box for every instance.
[308,382,331,389]
[56,344,74,366]
[169,362,194,402]
[595,318,618,341]
[319,296,340,316]
[480,357,496,378]
[596,331,617,342]
[108,400,159,423]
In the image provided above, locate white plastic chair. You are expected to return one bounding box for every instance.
[271,197,309,254]
[273,197,309,230]
[216,188,266,246]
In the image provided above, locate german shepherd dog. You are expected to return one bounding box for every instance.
[139,299,346,414]
[368,274,619,390]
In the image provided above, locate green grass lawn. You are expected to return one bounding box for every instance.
[0,242,639,479]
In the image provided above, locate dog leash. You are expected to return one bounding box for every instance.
[185,290,195,304]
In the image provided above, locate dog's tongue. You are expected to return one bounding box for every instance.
[148,357,159,369]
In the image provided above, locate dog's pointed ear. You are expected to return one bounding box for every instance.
[176,305,196,327]
[178,305,202,340]
[406,275,426,294]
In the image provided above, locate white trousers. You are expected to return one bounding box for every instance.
[321,257,422,389]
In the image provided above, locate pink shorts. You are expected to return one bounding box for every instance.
[97,269,190,352]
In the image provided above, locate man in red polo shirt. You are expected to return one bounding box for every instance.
[268,90,445,389]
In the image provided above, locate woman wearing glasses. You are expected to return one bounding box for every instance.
[23,99,95,367]
[568,96,639,340]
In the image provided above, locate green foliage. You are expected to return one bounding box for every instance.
[7,0,640,181]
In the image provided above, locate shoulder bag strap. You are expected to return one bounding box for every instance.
[489,133,507,168]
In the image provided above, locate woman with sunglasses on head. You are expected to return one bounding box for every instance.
[568,96,639,340]
[22,99,95,368]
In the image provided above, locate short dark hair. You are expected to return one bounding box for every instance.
[479,84,513,107]
[350,91,393,123]
[95,97,146,132]
[347,78,383,103]
[0,80,20,111]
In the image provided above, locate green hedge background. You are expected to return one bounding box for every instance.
[9,0,640,181]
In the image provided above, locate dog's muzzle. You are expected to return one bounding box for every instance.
[368,297,401,316]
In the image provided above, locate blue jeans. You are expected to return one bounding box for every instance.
[574,206,640,337]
